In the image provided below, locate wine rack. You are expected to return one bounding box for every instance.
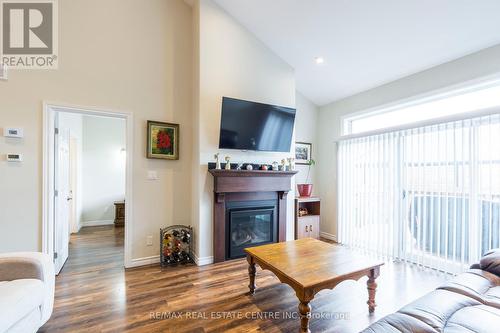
[160,225,194,267]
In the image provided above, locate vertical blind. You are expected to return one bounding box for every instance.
[338,112,500,274]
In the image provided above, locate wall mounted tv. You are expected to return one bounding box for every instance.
[218,97,296,152]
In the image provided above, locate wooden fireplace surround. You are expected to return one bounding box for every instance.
[209,169,298,263]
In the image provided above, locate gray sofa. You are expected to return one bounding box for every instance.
[0,252,55,333]
[361,249,500,332]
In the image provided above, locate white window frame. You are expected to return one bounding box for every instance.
[341,72,500,137]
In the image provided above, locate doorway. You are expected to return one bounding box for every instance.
[42,103,133,273]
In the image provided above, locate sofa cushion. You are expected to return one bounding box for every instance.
[362,249,500,332]
[361,312,438,333]
[444,305,500,333]
[398,289,481,331]
[477,248,500,277]
[438,269,500,309]
[361,291,500,332]
[0,279,44,333]
[4,308,41,333]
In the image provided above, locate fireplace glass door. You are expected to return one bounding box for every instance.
[227,203,277,259]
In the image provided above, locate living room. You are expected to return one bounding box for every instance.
[1,0,500,332]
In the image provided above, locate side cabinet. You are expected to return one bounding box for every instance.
[295,197,320,240]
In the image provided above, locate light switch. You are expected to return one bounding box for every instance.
[4,128,23,138]
[6,154,23,162]
[147,170,158,180]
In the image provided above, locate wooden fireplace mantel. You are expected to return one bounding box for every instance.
[209,169,298,263]
[208,169,298,177]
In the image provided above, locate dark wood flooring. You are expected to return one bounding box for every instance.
[40,226,447,332]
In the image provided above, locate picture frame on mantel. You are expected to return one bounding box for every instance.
[147,120,179,160]
[295,142,312,165]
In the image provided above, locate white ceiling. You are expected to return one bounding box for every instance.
[214,0,500,106]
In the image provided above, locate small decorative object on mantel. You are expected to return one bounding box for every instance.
[147,121,179,160]
[207,162,303,172]
[225,156,231,170]
[297,159,316,197]
[214,153,221,169]
[295,142,312,165]
[160,225,194,267]
[288,157,295,171]
[280,159,287,171]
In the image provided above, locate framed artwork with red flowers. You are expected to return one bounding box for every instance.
[147,121,179,160]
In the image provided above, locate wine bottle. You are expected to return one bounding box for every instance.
[180,251,189,262]
[181,230,191,243]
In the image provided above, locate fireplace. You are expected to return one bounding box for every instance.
[209,168,297,263]
[226,200,277,259]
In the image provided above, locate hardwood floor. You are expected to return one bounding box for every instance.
[41,226,447,333]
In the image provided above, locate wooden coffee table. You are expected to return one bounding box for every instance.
[245,238,384,333]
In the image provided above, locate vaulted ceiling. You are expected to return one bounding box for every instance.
[214,0,500,106]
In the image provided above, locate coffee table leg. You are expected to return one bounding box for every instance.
[367,268,379,313]
[298,301,311,333]
[247,254,256,295]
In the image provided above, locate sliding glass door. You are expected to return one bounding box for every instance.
[338,113,500,274]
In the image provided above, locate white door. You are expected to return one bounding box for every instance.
[54,127,71,274]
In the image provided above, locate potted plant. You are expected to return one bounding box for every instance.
[297,159,315,197]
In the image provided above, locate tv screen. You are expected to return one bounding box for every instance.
[218,97,296,152]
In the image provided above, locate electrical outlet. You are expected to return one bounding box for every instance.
[146,235,153,246]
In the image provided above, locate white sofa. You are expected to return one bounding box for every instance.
[0,252,55,333]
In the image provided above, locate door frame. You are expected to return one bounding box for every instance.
[42,102,134,270]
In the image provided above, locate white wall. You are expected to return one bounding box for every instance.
[294,92,319,188]
[193,0,296,261]
[81,116,125,225]
[0,0,193,261]
[0,0,316,266]
[58,112,83,232]
[317,43,500,239]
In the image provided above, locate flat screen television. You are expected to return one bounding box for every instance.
[218,97,296,152]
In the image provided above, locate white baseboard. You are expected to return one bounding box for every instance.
[320,231,337,242]
[80,219,114,227]
[194,253,213,266]
[127,255,160,268]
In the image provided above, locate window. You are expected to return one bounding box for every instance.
[343,78,500,135]
[338,110,500,274]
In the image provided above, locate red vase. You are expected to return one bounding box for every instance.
[297,184,313,197]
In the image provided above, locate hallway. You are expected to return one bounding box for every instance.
[62,226,124,274]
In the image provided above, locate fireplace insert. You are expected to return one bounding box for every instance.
[225,200,278,259]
